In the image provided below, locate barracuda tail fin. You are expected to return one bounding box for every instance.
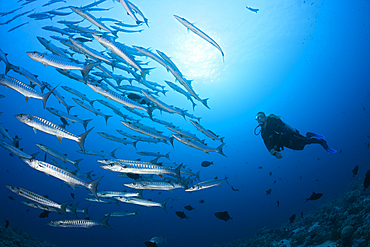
[165,151,171,160]
[85,170,94,180]
[60,200,72,217]
[217,143,227,157]
[82,119,93,131]
[42,84,58,109]
[161,198,170,214]
[110,148,117,158]
[78,127,94,152]
[73,158,84,170]
[88,176,103,199]
[65,104,74,114]
[201,98,210,109]
[82,61,100,81]
[169,137,174,149]
[82,204,90,217]
[141,67,154,80]
[70,202,79,218]
[30,152,40,159]
[175,163,183,183]
[104,115,113,124]
[132,140,138,150]
[100,214,113,230]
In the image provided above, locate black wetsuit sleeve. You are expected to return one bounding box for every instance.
[261,117,286,152]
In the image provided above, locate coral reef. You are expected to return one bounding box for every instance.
[0,225,58,247]
[214,174,370,247]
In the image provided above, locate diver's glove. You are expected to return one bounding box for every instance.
[270,149,282,159]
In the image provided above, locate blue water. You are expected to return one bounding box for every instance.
[0,0,369,246]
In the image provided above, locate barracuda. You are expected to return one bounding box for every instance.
[0,140,39,159]
[190,120,225,143]
[46,107,93,131]
[164,80,196,110]
[61,86,93,105]
[99,162,182,181]
[0,74,54,108]
[141,90,185,118]
[124,181,184,191]
[132,46,168,69]
[72,97,112,124]
[47,214,113,230]
[116,130,163,144]
[9,65,46,92]
[69,6,116,36]
[35,143,83,170]
[173,15,224,61]
[185,175,229,192]
[120,120,174,146]
[77,148,117,158]
[89,190,142,198]
[5,184,70,216]
[97,132,137,149]
[26,51,99,80]
[92,34,150,79]
[87,82,153,118]
[14,113,93,151]
[36,36,70,58]
[116,0,143,25]
[22,159,102,198]
[115,196,169,213]
[69,37,113,64]
[105,210,139,217]
[172,134,226,157]
[166,126,204,144]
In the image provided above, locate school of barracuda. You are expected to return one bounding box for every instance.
[0,0,228,230]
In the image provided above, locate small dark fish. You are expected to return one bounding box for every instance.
[231,186,239,191]
[144,242,158,247]
[214,211,232,222]
[301,212,304,218]
[266,188,271,195]
[175,211,188,220]
[8,196,15,201]
[277,200,279,207]
[26,209,30,212]
[5,220,9,228]
[339,149,343,154]
[39,210,49,218]
[184,205,194,211]
[289,214,296,224]
[75,37,92,42]
[364,170,370,191]
[71,193,75,199]
[246,6,259,13]
[201,161,213,167]
[258,166,263,169]
[273,180,276,184]
[14,135,20,148]
[9,153,14,157]
[315,179,319,182]
[269,171,272,176]
[306,191,323,201]
[199,199,205,204]
[44,153,47,162]
[352,165,359,177]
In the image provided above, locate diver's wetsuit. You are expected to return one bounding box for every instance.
[260,116,327,152]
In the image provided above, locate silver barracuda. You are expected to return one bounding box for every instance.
[14,114,93,151]
[46,107,93,131]
[126,0,148,26]
[124,181,184,191]
[0,74,55,108]
[92,34,150,79]
[0,140,39,159]
[21,200,58,213]
[72,97,112,124]
[97,132,137,149]
[105,210,139,217]
[42,25,71,36]
[115,196,169,213]
[22,158,103,198]
[140,90,185,118]
[156,50,182,76]
[116,130,163,144]
[36,36,70,58]
[87,82,153,118]
[61,86,93,105]
[132,46,168,70]
[136,151,171,160]
[89,190,141,198]
[166,126,204,144]
[115,0,143,25]
[47,214,113,230]
[35,143,83,169]
[26,51,99,80]
[44,84,74,114]
[85,197,119,205]
[76,148,117,158]
[190,120,225,143]
[95,99,121,113]
[9,65,46,92]
[120,120,174,146]
[0,123,14,143]
[99,162,182,181]
[69,37,113,64]
[164,80,196,110]
[173,15,224,61]
[172,134,226,157]
[185,175,229,192]
[5,184,70,216]
[69,6,117,36]
[116,85,158,96]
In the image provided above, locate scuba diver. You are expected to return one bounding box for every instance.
[255,112,337,159]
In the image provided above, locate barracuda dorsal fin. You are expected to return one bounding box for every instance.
[33,128,37,134]
[25,96,29,102]
[69,183,75,189]
[57,136,63,143]
[158,174,163,179]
